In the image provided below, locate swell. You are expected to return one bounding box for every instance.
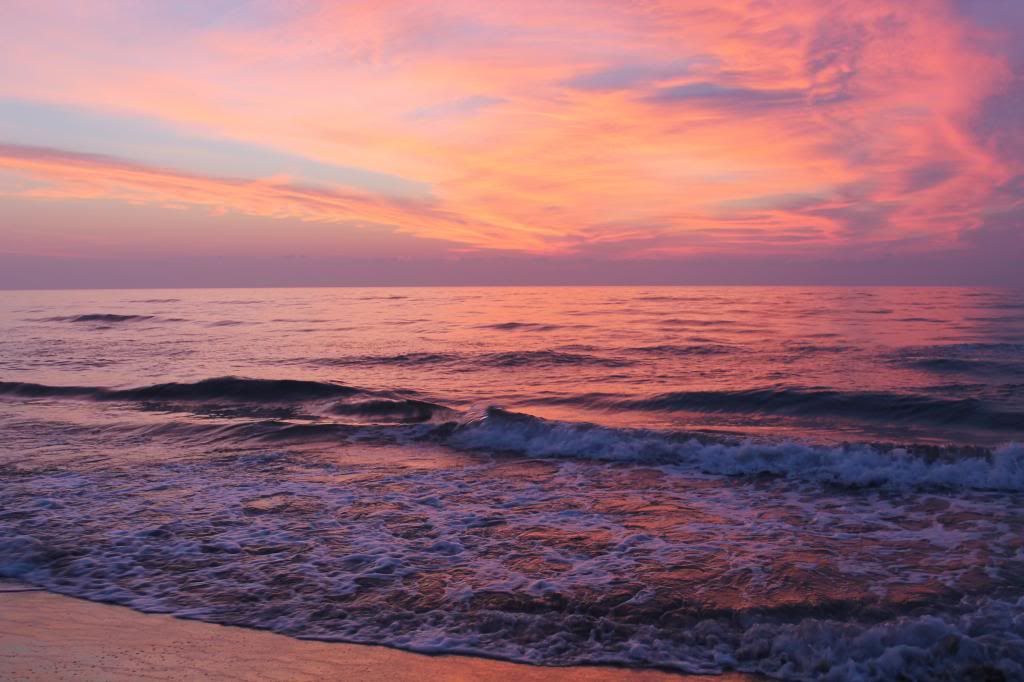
[536,386,1024,432]
[478,322,566,332]
[894,344,1024,378]
[311,352,460,368]
[328,398,450,423]
[0,377,451,425]
[4,378,1024,490]
[113,377,359,402]
[0,382,101,399]
[0,377,358,403]
[624,343,737,356]
[308,344,755,368]
[483,350,630,368]
[47,313,156,323]
[5,376,1024,433]
[903,357,1024,377]
[311,350,632,368]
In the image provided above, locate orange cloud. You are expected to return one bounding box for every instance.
[0,143,552,252]
[0,0,1019,260]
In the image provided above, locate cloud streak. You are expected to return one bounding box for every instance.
[0,0,1020,282]
[0,143,542,251]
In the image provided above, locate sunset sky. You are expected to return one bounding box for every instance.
[1,0,1022,287]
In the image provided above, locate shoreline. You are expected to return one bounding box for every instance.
[0,581,758,681]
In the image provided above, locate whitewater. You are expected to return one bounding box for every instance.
[1,286,1022,680]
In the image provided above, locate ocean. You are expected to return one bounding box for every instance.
[1,286,1022,679]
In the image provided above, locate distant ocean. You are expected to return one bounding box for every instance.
[2,286,1023,679]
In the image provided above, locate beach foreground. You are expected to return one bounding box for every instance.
[0,581,756,681]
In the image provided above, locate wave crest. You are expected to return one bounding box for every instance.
[449,407,1024,491]
[48,314,155,323]
[0,377,358,403]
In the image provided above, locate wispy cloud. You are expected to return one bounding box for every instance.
[406,95,506,120]
[0,143,540,251]
[645,82,807,110]
[0,0,1019,275]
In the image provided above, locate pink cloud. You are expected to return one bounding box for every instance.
[0,0,1019,265]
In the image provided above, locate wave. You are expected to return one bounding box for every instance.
[632,294,708,302]
[967,315,1024,323]
[313,352,460,368]
[479,322,565,332]
[624,344,736,356]
[2,412,1022,679]
[448,407,1024,491]
[659,318,739,327]
[781,342,851,354]
[894,344,1024,379]
[0,382,100,399]
[313,350,630,369]
[0,377,452,427]
[909,342,1024,354]
[594,386,1024,431]
[904,357,1024,377]
[0,377,358,403]
[329,397,450,423]
[483,350,630,368]
[48,313,156,323]
[117,377,359,402]
[6,376,1023,433]
[4,377,1024,489]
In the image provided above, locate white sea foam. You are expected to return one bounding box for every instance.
[1,420,1022,680]
[449,407,1024,491]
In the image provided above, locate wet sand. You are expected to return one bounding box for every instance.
[0,581,756,681]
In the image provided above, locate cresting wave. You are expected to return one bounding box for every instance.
[1,404,1022,680]
[11,374,1018,435]
[451,407,1024,491]
[0,377,452,424]
[532,386,1024,432]
[2,377,1023,491]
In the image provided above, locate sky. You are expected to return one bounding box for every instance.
[0,0,1022,287]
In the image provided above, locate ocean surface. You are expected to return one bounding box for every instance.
[1,286,1023,680]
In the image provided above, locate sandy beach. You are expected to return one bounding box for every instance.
[0,582,756,681]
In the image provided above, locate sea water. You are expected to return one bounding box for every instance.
[1,286,1022,679]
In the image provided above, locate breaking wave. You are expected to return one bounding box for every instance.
[449,407,1024,491]
[5,377,1022,491]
